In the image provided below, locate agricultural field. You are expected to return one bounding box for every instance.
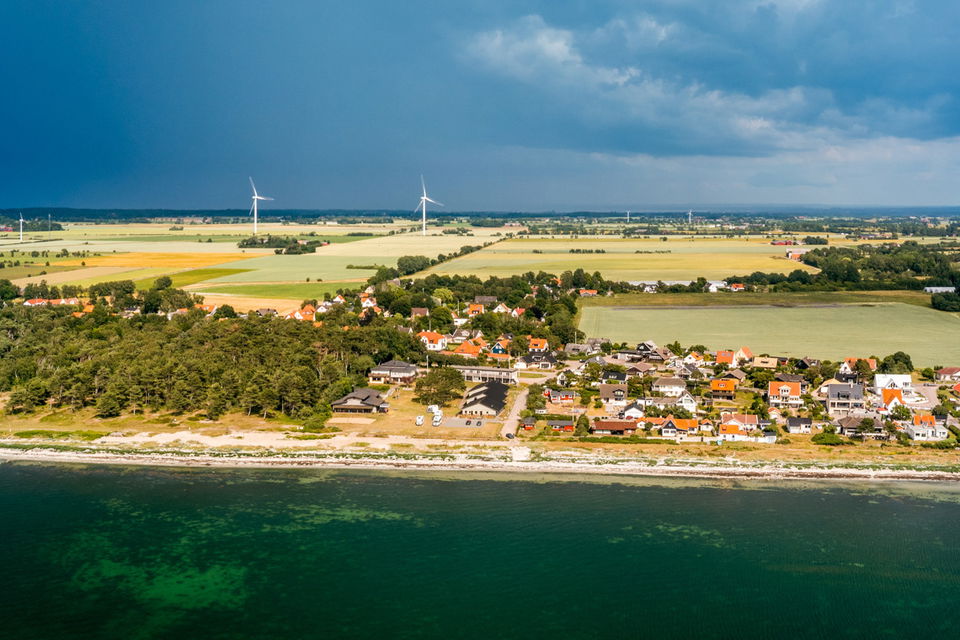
[424,237,821,281]
[579,296,960,366]
[192,281,363,300]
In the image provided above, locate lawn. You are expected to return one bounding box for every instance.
[424,237,820,281]
[579,301,960,366]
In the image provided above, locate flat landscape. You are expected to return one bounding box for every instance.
[424,236,822,281]
[579,297,960,366]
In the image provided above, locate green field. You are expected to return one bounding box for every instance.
[194,281,363,299]
[132,268,253,290]
[579,300,960,366]
[425,237,820,281]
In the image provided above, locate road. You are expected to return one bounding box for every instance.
[500,386,529,440]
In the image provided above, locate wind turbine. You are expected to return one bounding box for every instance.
[416,175,443,236]
[18,211,24,242]
[248,177,273,235]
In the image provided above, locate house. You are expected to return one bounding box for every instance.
[632,392,698,415]
[591,419,638,436]
[659,417,699,438]
[652,376,686,397]
[881,388,904,410]
[826,384,865,417]
[548,418,576,433]
[834,415,887,440]
[460,381,509,416]
[839,358,878,375]
[905,414,949,441]
[710,378,738,401]
[775,373,808,393]
[578,289,598,297]
[331,388,390,413]
[598,383,628,407]
[733,346,753,366]
[452,339,484,359]
[564,343,594,356]
[720,413,761,431]
[924,286,957,294]
[418,331,448,352]
[410,307,430,318]
[516,353,558,370]
[520,416,537,431]
[451,365,519,385]
[785,417,813,434]
[626,363,655,377]
[752,356,779,369]
[796,357,821,370]
[873,374,912,391]
[467,303,485,317]
[368,360,419,385]
[601,370,628,384]
[717,423,751,442]
[767,381,803,409]
[721,369,748,384]
[715,350,735,365]
[547,389,579,404]
[474,295,498,306]
[510,307,527,319]
[935,367,960,382]
[729,283,745,292]
[527,337,549,353]
[622,402,645,419]
[490,339,510,355]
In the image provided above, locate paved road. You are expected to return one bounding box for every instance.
[500,386,529,440]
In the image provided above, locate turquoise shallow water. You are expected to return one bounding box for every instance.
[2,463,960,639]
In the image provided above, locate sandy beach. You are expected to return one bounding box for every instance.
[3,439,960,483]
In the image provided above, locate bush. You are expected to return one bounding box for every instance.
[811,432,848,446]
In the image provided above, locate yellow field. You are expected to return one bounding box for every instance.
[60,252,255,268]
[425,237,820,281]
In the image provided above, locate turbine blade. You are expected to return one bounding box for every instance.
[421,174,426,197]
[257,196,274,201]
[425,198,444,206]
[249,176,258,197]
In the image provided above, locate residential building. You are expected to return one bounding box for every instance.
[598,383,628,407]
[451,365,519,385]
[710,378,738,401]
[826,384,866,416]
[767,381,803,409]
[591,420,638,436]
[331,388,390,414]
[460,381,509,416]
[785,417,813,434]
[368,360,419,385]
[905,415,949,441]
[547,418,575,433]
[417,331,448,352]
[935,367,960,382]
[752,356,779,369]
[873,374,912,391]
[652,376,686,397]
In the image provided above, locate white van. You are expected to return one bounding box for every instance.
[415,415,424,426]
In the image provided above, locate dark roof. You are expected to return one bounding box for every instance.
[775,373,805,383]
[462,381,509,413]
[786,417,812,426]
[547,419,574,427]
[331,388,387,408]
[371,360,417,373]
[828,384,864,400]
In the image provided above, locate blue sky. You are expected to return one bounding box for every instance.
[2,0,959,210]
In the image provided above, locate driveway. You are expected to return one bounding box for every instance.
[500,386,529,440]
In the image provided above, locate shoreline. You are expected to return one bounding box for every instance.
[3,445,960,483]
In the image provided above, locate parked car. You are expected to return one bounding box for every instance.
[415,415,424,426]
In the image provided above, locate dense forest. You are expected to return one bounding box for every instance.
[0,305,424,424]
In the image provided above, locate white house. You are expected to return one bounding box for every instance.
[905,422,949,441]
[873,374,912,391]
[652,376,686,397]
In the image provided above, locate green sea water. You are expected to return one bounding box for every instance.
[3,463,960,639]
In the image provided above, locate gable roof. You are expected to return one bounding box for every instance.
[767,381,801,397]
[711,379,737,392]
[882,388,904,406]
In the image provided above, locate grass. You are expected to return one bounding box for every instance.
[579,290,935,308]
[579,298,960,366]
[424,237,820,281]
[61,252,256,268]
[193,281,367,299]
[13,429,107,441]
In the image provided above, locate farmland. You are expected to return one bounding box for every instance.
[579,296,960,366]
[424,237,820,281]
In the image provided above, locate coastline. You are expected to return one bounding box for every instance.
[3,444,960,483]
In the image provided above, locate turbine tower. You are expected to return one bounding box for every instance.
[18,211,24,242]
[248,177,273,236]
[416,175,443,236]
[688,209,693,226]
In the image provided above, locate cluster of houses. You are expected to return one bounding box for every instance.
[536,341,960,443]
